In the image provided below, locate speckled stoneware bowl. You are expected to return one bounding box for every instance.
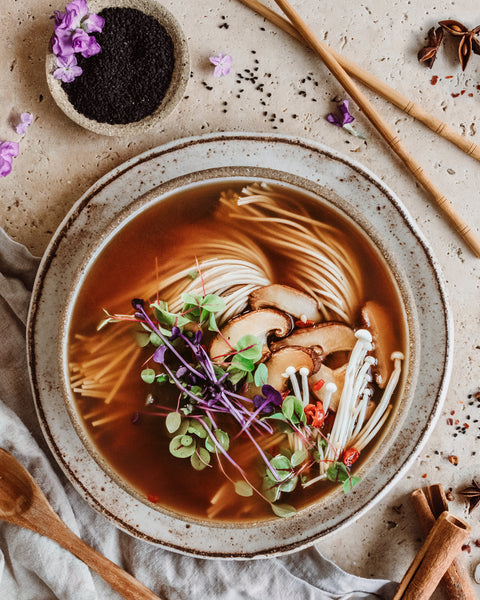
[45,0,190,136]
[27,133,452,558]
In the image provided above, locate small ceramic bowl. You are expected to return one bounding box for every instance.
[45,0,190,136]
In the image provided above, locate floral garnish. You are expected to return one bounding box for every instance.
[50,0,104,81]
[459,479,480,513]
[438,20,480,71]
[417,26,444,68]
[209,53,233,77]
[0,141,19,178]
[15,113,33,136]
[326,99,366,139]
[53,54,83,83]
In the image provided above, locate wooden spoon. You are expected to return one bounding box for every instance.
[0,448,162,600]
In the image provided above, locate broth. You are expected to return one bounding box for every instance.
[68,180,407,521]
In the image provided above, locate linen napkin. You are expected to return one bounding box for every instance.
[0,227,399,600]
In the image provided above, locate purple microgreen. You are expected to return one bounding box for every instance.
[133,299,205,380]
[0,141,19,177]
[253,384,283,415]
[327,99,366,139]
[209,53,233,77]
[15,112,33,135]
[152,344,167,364]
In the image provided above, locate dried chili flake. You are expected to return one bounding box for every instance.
[295,319,314,328]
[430,75,439,85]
[342,447,360,466]
[304,401,325,428]
[147,494,159,503]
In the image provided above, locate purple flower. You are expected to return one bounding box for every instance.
[253,384,283,415]
[53,54,83,83]
[64,0,89,29]
[51,29,75,57]
[326,99,366,139]
[50,1,104,59]
[72,28,101,57]
[16,113,33,135]
[326,99,355,127]
[209,53,233,77]
[0,141,20,178]
[82,12,105,34]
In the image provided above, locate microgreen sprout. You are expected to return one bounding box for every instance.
[101,289,374,517]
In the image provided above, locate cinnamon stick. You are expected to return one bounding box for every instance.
[392,511,471,600]
[411,486,476,600]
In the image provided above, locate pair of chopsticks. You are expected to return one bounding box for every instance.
[238,0,480,258]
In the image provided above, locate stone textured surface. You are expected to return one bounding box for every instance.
[1,0,480,596]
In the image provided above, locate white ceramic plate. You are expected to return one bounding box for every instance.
[27,133,452,558]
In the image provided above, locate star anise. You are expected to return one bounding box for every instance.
[439,20,480,70]
[418,26,444,68]
[459,479,480,513]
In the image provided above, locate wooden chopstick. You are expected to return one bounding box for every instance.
[239,0,480,162]
[246,0,480,257]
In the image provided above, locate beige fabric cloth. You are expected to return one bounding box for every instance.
[0,227,398,600]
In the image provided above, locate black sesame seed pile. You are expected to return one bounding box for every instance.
[62,7,175,125]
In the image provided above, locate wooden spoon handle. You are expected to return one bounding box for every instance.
[49,522,162,600]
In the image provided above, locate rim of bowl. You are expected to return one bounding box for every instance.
[45,0,190,136]
[59,170,420,527]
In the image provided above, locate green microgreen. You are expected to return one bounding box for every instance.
[141,368,156,384]
[234,480,254,497]
[326,461,361,493]
[107,293,313,518]
[281,395,307,425]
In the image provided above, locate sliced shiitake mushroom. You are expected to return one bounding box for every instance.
[361,300,395,388]
[270,322,356,358]
[209,308,292,362]
[249,284,321,322]
[264,345,322,393]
